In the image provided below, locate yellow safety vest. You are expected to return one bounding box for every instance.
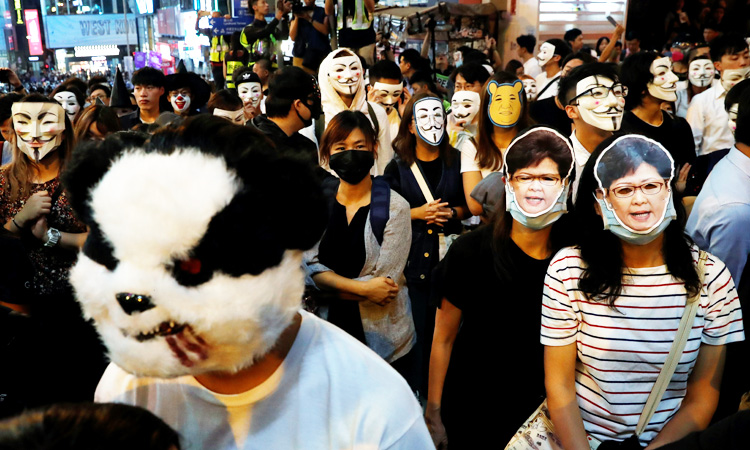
[337,0,371,31]
[226,59,250,89]
[210,35,228,63]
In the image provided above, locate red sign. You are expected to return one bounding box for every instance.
[24,9,43,55]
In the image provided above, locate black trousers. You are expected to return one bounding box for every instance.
[657,410,750,450]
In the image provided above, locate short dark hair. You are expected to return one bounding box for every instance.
[709,33,749,63]
[596,136,672,189]
[0,93,24,124]
[625,30,640,41]
[206,89,242,113]
[409,71,438,95]
[564,28,582,44]
[463,50,489,66]
[620,51,659,110]
[132,67,166,88]
[369,60,402,83]
[266,66,317,118]
[545,38,573,67]
[561,50,596,69]
[319,111,377,165]
[516,34,536,53]
[450,62,491,84]
[557,62,620,107]
[399,49,422,67]
[89,84,111,98]
[87,75,109,91]
[506,127,573,178]
[732,80,750,146]
[61,77,88,97]
[505,59,523,74]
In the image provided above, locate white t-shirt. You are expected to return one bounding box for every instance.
[95,311,432,450]
[523,57,542,78]
[459,138,501,179]
[534,71,560,101]
[686,83,734,156]
[541,246,744,446]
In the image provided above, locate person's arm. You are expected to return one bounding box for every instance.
[363,0,374,13]
[545,344,590,450]
[421,31,431,59]
[290,14,300,40]
[462,171,484,216]
[425,298,462,448]
[311,9,329,36]
[598,24,624,62]
[354,194,411,281]
[646,344,726,449]
[0,67,26,95]
[324,0,334,16]
[29,215,88,251]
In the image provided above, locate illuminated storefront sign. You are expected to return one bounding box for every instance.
[24,9,43,55]
[14,0,23,24]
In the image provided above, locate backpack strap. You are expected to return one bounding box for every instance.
[370,177,390,246]
[366,102,381,138]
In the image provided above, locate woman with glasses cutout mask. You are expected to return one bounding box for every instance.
[427,127,574,449]
[542,135,743,450]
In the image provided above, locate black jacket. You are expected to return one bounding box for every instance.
[249,115,320,169]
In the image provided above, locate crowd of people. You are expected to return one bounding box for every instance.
[1,0,750,448]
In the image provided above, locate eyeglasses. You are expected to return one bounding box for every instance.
[609,181,666,198]
[512,174,561,186]
[568,84,628,105]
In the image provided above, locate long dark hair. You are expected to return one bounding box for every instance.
[319,110,378,165]
[490,126,574,281]
[475,71,531,172]
[392,92,455,166]
[573,134,702,307]
[620,51,659,110]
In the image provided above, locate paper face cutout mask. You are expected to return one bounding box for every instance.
[170,93,191,114]
[647,57,679,101]
[372,82,403,114]
[594,135,676,244]
[688,59,715,88]
[522,79,538,101]
[574,75,626,131]
[451,90,480,124]
[237,82,263,107]
[503,127,574,230]
[487,80,524,128]
[413,97,445,145]
[728,103,739,136]
[11,102,66,163]
[213,108,245,125]
[536,42,555,67]
[721,67,750,92]
[53,91,80,121]
[328,55,362,96]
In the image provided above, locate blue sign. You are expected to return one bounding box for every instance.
[210,17,253,35]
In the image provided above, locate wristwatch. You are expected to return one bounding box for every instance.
[450,207,458,219]
[45,227,61,247]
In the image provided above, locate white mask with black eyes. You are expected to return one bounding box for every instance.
[328,55,362,96]
[237,82,262,107]
[522,79,538,101]
[53,91,80,121]
[573,75,626,131]
[413,97,445,145]
[721,67,750,93]
[536,42,555,67]
[372,82,403,114]
[11,102,66,163]
[69,149,305,378]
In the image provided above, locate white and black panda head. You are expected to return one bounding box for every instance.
[63,117,327,378]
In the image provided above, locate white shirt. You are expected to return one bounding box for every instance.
[459,137,501,179]
[523,57,542,78]
[570,130,592,203]
[95,311,433,450]
[534,71,560,101]
[686,82,735,156]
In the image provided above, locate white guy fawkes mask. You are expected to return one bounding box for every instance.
[11,102,66,163]
[647,57,679,101]
[213,108,246,125]
[170,93,191,114]
[450,90,480,124]
[328,55,363,96]
[53,91,80,121]
[413,97,445,145]
[688,59,715,88]
[523,79,538,101]
[537,42,555,68]
[372,82,403,114]
[728,103,739,136]
[574,75,626,131]
[721,67,750,92]
[237,82,263,107]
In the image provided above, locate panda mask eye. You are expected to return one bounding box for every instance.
[172,256,213,286]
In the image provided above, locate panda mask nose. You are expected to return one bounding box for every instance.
[115,293,155,315]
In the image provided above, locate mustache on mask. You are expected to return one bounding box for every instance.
[594,106,623,115]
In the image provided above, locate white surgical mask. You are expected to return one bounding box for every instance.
[450,90,480,124]
[213,108,245,125]
[536,42,555,67]
[647,57,679,101]
[522,79,538,101]
[413,97,445,146]
[721,67,750,92]
[372,82,403,114]
[328,55,362,96]
[728,103,739,135]
[170,93,191,114]
[53,91,80,121]
[574,75,625,131]
[237,82,263,107]
[688,59,715,88]
[11,102,66,163]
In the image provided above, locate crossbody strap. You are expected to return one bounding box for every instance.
[634,250,709,436]
[410,162,434,203]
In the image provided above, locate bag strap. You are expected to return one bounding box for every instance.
[366,102,380,138]
[634,250,709,437]
[370,177,390,246]
[410,161,434,203]
[536,74,560,98]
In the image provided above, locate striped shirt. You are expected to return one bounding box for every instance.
[541,246,744,445]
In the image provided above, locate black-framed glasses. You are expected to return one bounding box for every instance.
[512,174,561,186]
[568,84,628,105]
[609,181,665,198]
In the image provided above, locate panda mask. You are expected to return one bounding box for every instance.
[63,119,327,378]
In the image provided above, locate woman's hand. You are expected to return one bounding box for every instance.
[675,163,691,194]
[425,405,448,449]
[425,201,453,226]
[30,215,48,242]
[15,191,51,227]
[358,277,398,306]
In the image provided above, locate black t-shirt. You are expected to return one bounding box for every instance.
[432,225,552,446]
[419,157,443,193]
[618,110,696,168]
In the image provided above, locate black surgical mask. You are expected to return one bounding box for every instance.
[329,150,374,184]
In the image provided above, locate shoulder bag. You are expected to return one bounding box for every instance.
[410,161,458,260]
